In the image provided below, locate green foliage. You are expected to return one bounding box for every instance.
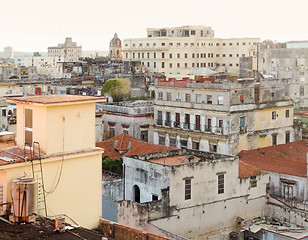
[102,78,131,102]
[9,75,19,79]
[102,156,123,175]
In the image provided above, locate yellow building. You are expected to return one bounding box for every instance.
[0,95,106,229]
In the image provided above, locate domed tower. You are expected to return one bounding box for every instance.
[109,33,122,61]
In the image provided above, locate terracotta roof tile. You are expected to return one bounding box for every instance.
[96,133,176,160]
[239,140,308,178]
[239,160,265,178]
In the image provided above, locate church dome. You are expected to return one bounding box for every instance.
[110,33,122,47]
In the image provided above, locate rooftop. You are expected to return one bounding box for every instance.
[7,95,106,105]
[0,217,104,239]
[239,140,308,178]
[96,133,175,160]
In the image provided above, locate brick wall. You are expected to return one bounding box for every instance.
[99,219,174,240]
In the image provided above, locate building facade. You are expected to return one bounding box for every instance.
[123,25,260,76]
[153,77,296,155]
[98,101,154,142]
[119,149,268,239]
[257,40,308,109]
[48,37,82,62]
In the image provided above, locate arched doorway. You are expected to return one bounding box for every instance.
[133,185,140,203]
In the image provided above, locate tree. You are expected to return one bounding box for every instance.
[9,75,19,79]
[101,78,131,102]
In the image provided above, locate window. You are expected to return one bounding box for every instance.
[142,53,144,58]
[141,131,148,142]
[181,139,188,149]
[162,52,165,58]
[157,111,163,125]
[169,138,176,147]
[185,53,187,58]
[272,134,277,146]
[152,194,158,201]
[210,144,217,152]
[1,110,6,117]
[222,54,226,57]
[191,30,196,35]
[300,86,304,96]
[109,128,115,138]
[207,95,212,104]
[240,116,246,133]
[192,53,195,58]
[161,43,165,46]
[177,63,180,68]
[185,179,191,200]
[218,174,224,194]
[25,108,33,147]
[162,62,165,68]
[159,136,165,145]
[169,53,172,58]
[216,54,219,57]
[147,52,150,58]
[169,63,172,68]
[285,110,289,118]
[192,142,199,150]
[285,132,290,144]
[185,63,188,68]
[177,53,180,58]
[272,111,276,120]
[196,94,201,103]
[158,92,163,100]
[165,112,171,126]
[229,54,232,57]
[240,95,244,104]
[250,176,257,188]
[217,96,224,105]
[154,52,156,58]
[229,43,232,46]
[166,92,171,101]
[154,62,156,68]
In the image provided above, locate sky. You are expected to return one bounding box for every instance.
[1,0,308,52]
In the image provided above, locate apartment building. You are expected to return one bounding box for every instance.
[48,37,82,62]
[153,77,296,155]
[257,40,308,109]
[123,25,260,76]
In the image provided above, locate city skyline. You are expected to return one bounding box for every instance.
[1,0,308,52]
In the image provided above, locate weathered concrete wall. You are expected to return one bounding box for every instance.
[102,178,124,201]
[102,195,118,222]
[267,203,308,228]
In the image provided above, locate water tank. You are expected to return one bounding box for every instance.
[11,177,36,220]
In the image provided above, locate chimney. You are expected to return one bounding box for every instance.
[113,140,118,149]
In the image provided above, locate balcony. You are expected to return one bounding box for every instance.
[204,125,212,133]
[165,120,171,127]
[240,126,247,134]
[215,127,223,134]
[183,122,190,130]
[156,119,163,125]
[194,124,201,131]
[174,121,181,128]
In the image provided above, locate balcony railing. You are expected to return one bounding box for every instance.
[215,127,223,134]
[174,121,181,128]
[240,126,247,133]
[183,122,190,130]
[156,119,163,125]
[194,124,201,131]
[165,120,171,127]
[204,125,212,132]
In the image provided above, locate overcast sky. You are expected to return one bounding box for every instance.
[1,0,308,52]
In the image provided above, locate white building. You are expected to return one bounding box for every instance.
[123,25,260,77]
[48,37,82,62]
[119,149,268,239]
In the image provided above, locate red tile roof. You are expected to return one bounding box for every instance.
[239,160,265,178]
[96,133,176,160]
[239,140,308,178]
